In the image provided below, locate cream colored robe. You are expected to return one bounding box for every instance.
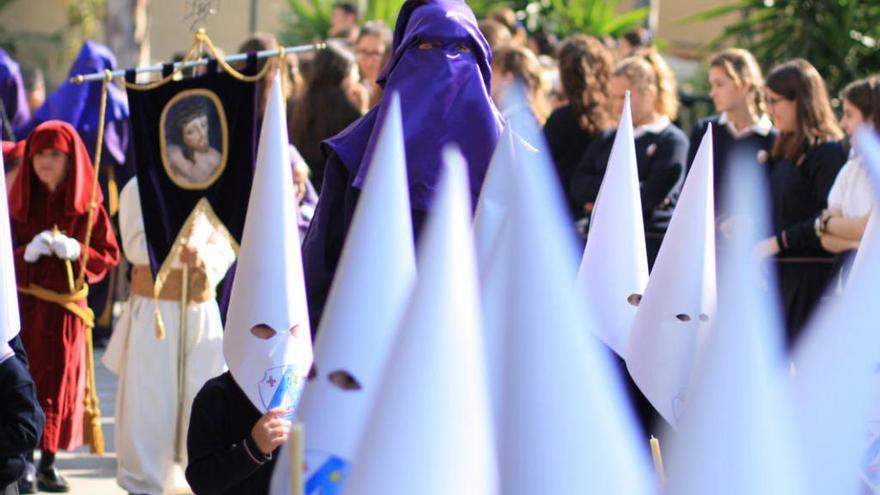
[103,178,234,495]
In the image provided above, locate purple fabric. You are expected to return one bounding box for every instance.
[0,50,30,139]
[323,0,502,211]
[27,41,130,165]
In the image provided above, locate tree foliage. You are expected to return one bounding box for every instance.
[686,0,880,95]
[280,0,647,45]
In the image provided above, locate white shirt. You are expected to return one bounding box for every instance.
[828,152,873,219]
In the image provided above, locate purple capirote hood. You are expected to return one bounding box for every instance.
[323,0,503,211]
[0,49,31,138]
[27,41,130,165]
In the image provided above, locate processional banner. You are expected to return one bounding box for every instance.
[125,57,258,297]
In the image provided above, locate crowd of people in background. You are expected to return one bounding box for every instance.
[1,0,879,493]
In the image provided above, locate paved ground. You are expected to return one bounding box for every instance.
[47,349,124,494]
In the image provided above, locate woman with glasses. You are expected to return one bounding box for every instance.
[354,21,392,109]
[757,58,847,348]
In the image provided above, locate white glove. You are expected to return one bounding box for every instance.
[24,232,53,263]
[50,234,82,260]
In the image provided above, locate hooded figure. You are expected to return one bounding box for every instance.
[9,120,119,490]
[0,50,30,140]
[186,75,312,495]
[25,42,130,169]
[302,0,503,328]
[25,41,132,345]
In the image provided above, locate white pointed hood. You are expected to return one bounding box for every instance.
[0,149,19,364]
[269,94,416,495]
[497,95,654,495]
[791,127,880,495]
[343,147,497,495]
[222,73,313,413]
[473,124,515,276]
[667,153,806,495]
[576,92,648,356]
[626,126,716,426]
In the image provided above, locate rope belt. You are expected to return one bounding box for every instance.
[129,264,215,304]
[17,284,95,328]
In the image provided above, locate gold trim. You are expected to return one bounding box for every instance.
[159,89,229,191]
[153,198,239,300]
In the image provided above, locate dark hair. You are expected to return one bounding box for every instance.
[333,1,358,17]
[621,28,652,50]
[840,76,880,129]
[528,31,558,58]
[557,34,614,134]
[237,33,292,118]
[766,58,843,162]
[171,99,210,163]
[290,42,362,172]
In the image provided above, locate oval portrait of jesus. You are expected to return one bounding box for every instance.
[160,89,229,190]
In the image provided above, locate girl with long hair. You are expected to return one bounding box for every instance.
[758,58,847,346]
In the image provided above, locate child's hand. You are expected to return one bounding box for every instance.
[250,408,291,455]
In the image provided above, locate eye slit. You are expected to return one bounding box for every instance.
[627,294,642,307]
[290,324,301,337]
[417,41,442,50]
[456,43,471,53]
[307,364,318,381]
[676,314,692,322]
[698,313,710,322]
[250,325,277,340]
[328,370,362,391]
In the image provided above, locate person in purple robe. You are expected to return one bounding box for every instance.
[24,41,130,176]
[301,0,503,330]
[0,50,31,141]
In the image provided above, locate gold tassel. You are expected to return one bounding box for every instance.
[107,166,119,217]
[83,324,105,455]
[154,300,166,339]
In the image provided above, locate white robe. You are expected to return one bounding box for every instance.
[103,178,234,495]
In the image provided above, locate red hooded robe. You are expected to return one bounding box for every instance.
[9,120,119,452]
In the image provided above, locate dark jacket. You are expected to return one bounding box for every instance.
[0,353,44,486]
[186,372,276,495]
[569,121,690,234]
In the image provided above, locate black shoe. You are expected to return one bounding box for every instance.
[36,467,70,493]
[17,462,36,494]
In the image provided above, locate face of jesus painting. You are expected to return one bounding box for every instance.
[160,90,228,190]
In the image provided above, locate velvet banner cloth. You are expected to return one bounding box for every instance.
[125,58,258,287]
[9,121,120,451]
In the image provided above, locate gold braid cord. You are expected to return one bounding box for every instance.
[124,29,278,92]
[68,69,112,456]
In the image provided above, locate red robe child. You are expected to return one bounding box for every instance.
[8,121,119,462]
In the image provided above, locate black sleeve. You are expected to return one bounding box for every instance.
[185,383,265,495]
[782,142,847,251]
[687,120,709,174]
[300,153,356,334]
[641,130,689,214]
[569,133,611,211]
[543,110,565,167]
[0,359,44,457]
